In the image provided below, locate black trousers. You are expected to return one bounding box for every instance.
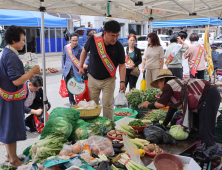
[190,70,205,79]
[125,69,139,90]
[65,67,75,104]
[197,86,220,147]
[25,102,51,131]
[168,67,183,79]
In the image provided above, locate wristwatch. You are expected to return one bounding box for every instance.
[120,81,125,83]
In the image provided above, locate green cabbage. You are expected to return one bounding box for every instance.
[169,125,189,140]
[40,117,73,140]
[85,116,115,135]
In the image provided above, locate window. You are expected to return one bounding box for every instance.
[50,28,55,38]
[138,36,147,41]
[129,24,141,35]
[198,34,203,38]
[75,29,85,36]
[193,30,198,33]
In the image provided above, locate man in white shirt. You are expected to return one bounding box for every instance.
[24,76,51,132]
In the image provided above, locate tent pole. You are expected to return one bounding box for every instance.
[41,11,47,124]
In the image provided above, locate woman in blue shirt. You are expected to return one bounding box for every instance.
[0,26,40,167]
[211,44,220,70]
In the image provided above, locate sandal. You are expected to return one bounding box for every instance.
[5,156,25,162]
[8,162,18,168]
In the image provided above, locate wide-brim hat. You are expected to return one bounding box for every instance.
[150,69,175,88]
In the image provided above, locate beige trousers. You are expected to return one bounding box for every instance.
[145,69,159,88]
[88,74,116,121]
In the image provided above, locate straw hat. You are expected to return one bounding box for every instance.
[150,69,175,88]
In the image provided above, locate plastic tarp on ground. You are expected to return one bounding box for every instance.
[0,9,67,27]
[152,17,222,28]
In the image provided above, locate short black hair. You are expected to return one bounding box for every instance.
[170,33,178,43]
[189,33,199,42]
[178,31,188,39]
[104,20,120,33]
[5,25,26,45]
[30,75,43,87]
[70,33,79,40]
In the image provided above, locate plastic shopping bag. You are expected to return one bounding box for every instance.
[140,71,147,91]
[75,80,89,104]
[114,91,128,107]
[123,135,144,166]
[59,78,69,98]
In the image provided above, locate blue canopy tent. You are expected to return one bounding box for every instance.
[0,9,67,27]
[152,17,222,28]
[0,9,68,53]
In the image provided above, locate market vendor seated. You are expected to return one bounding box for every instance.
[142,69,220,148]
[24,75,51,132]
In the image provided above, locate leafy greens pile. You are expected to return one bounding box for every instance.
[30,133,68,163]
[126,88,161,109]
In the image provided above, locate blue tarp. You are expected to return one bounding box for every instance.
[152,17,222,28]
[0,9,67,27]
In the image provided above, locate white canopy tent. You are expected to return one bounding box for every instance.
[1,0,222,123]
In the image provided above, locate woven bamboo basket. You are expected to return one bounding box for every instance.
[71,105,102,119]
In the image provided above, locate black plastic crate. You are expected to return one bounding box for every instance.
[132,107,150,119]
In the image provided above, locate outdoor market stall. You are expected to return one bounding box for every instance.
[2,85,222,170]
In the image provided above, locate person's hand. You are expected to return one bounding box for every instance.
[177,36,183,43]
[31,65,41,75]
[83,64,88,69]
[142,101,150,108]
[79,67,85,75]
[129,64,135,69]
[120,82,126,92]
[46,104,49,110]
[142,68,145,73]
[35,109,43,116]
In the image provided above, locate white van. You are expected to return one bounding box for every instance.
[198,32,215,45]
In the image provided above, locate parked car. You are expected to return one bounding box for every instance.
[213,34,222,49]
[75,28,97,46]
[198,32,215,45]
[137,34,170,52]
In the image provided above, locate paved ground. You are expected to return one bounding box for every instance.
[1,49,222,167]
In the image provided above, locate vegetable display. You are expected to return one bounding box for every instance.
[85,116,115,135]
[108,130,124,138]
[118,154,152,170]
[30,133,68,163]
[69,119,101,142]
[114,111,134,116]
[143,144,162,154]
[140,88,162,103]
[40,107,80,140]
[143,109,168,121]
[126,88,161,109]
[129,120,145,127]
[169,125,189,140]
[119,123,137,138]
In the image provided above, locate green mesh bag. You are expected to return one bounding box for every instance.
[69,119,101,143]
[85,116,115,135]
[40,107,80,140]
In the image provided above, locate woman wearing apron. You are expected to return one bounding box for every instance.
[0,25,40,167]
